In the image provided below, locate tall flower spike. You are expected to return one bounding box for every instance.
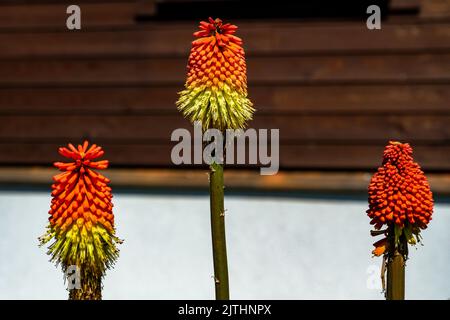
[39,141,122,300]
[176,17,255,131]
[367,141,434,256]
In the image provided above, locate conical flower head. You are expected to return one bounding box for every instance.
[40,141,121,298]
[176,17,255,131]
[367,141,434,239]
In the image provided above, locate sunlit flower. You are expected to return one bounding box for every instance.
[176,17,255,131]
[39,141,121,299]
[367,141,434,250]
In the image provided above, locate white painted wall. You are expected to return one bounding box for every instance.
[0,189,448,300]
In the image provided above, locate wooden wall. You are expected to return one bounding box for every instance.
[0,0,449,171]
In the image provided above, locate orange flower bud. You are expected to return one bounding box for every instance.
[372,238,389,257]
[367,141,434,230]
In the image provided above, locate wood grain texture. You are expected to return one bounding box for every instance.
[1,23,450,58]
[1,85,449,115]
[1,114,450,142]
[1,54,449,86]
[0,2,147,30]
[0,142,449,170]
[0,2,449,176]
[420,0,450,20]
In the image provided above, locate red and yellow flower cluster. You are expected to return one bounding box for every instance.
[177,17,254,130]
[40,141,121,298]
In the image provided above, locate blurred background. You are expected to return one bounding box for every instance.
[0,0,449,299]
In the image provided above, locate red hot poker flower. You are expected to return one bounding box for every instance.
[189,18,247,95]
[367,141,434,252]
[51,142,114,232]
[40,141,121,300]
[177,17,254,131]
[367,141,434,230]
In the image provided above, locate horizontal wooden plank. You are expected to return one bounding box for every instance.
[390,0,420,10]
[1,84,449,114]
[1,114,449,142]
[420,0,450,20]
[1,54,449,87]
[1,22,449,58]
[0,2,150,30]
[1,166,450,194]
[280,144,450,170]
[0,142,448,170]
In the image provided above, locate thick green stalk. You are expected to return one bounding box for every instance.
[209,162,229,300]
[386,226,406,300]
[386,250,405,300]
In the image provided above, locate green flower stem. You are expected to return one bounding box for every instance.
[209,162,229,300]
[386,249,405,300]
[386,226,406,300]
